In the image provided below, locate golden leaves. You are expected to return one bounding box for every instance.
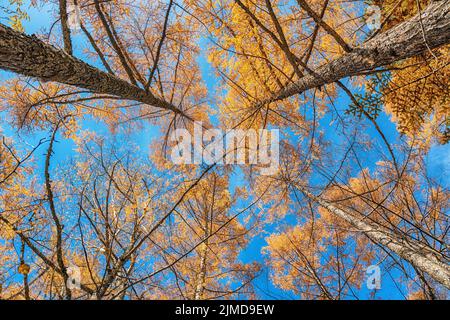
[384,47,450,146]
[18,263,30,275]
[378,0,431,31]
[375,0,449,146]
[264,214,368,298]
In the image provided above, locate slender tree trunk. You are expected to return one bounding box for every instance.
[300,188,450,289]
[0,2,448,115]
[193,211,210,300]
[193,241,208,300]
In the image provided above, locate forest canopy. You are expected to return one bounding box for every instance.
[0,0,448,300]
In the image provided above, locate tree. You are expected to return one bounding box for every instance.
[0,0,448,300]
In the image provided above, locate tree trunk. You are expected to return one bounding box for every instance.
[0,24,188,117]
[0,2,448,114]
[259,1,450,105]
[193,241,208,300]
[300,188,450,289]
[59,0,73,55]
[193,212,210,300]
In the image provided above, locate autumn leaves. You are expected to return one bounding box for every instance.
[0,0,449,299]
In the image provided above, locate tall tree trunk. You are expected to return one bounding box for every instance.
[59,0,73,55]
[258,1,450,106]
[0,24,190,118]
[193,211,210,300]
[193,241,208,300]
[0,2,448,115]
[299,188,450,289]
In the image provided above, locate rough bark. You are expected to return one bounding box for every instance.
[259,0,450,106]
[0,23,189,117]
[93,0,138,86]
[59,0,73,55]
[300,188,450,289]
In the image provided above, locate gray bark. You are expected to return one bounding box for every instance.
[59,0,73,55]
[300,188,450,289]
[0,23,189,117]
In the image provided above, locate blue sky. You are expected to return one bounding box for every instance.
[1,1,448,300]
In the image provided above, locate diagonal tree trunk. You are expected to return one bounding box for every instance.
[296,0,352,53]
[299,187,450,289]
[257,0,450,106]
[0,23,190,118]
[0,2,448,117]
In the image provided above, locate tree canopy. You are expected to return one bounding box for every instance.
[0,0,448,300]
